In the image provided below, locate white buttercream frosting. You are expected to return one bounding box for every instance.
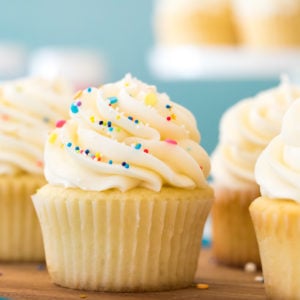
[211,78,300,189]
[232,0,300,17]
[44,74,211,192]
[0,77,73,175]
[255,98,300,201]
[155,0,231,14]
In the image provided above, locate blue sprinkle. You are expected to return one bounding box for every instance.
[87,87,92,93]
[70,103,79,114]
[108,96,118,104]
[75,146,80,151]
[99,120,103,125]
[166,104,172,109]
[134,119,139,124]
[67,142,72,147]
[121,162,126,167]
[134,143,142,150]
[128,116,133,121]
[108,127,114,132]
[85,149,90,155]
[107,121,112,127]
[125,163,130,168]
[108,160,113,164]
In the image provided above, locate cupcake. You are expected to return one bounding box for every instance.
[251,98,300,299]
[154,0,237,46]
[0,77,72,261]
[211,78,300,267]
[32,74,214,292]
[232,0,300,48]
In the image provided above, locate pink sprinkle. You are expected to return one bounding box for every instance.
[165,138,177,145]
[166,116,171,121]
[56,120,66,128]
[36,160,43,168]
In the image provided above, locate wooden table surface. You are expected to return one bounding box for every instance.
[0,248,266,300]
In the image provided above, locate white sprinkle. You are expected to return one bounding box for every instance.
[244,262,257,273]
[254,275,264,283]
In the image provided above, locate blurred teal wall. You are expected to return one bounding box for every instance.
[0,0,277,153]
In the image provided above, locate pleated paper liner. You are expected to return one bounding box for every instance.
[0,174,45,261]
[250,196,300,300]
[212,184,261,267]
[33,185,213,292]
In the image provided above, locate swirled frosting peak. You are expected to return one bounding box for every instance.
[211,78,300,189]
[255,99,300,202]
[0,77,73,175]
[44,74,211,192]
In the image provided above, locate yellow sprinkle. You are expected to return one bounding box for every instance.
[196,283,209,290]
[124,82,130,87]
[171,113,176,120]
[95,152,101,158]
[74,90,83,100]
[144,93,158,106]
[79,295,87,299]
[116,115,121,120]
[116,127,121,132]
[90,116,95,123]
[48,133,57,144]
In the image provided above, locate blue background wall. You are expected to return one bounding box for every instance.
[0,0,277,153]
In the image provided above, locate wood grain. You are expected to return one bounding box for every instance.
[0,248,266,300]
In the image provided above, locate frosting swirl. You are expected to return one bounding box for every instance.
[45,74,210,192]
[211,78,300,189]
[255,99,300,202]
[0,77,73,175]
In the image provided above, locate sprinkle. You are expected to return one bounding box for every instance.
[122,162,130,168]
[48,133,57,144]
[165,138,177,145]
[67,142,72,147]
[166,116,171,121]
[108,96,118,105]
[70,103,79,114]
[244,262,257,273]
[108,127,114,132]
[107,121,112,127]
[99,120,104,125]
[116,127,121,132]
[134,143,142,150]
[196,283,209,290]
[37,264,45,271]
[36,160,43,168]
[134,119,139,124]
[43,117,50,123]
[144,93,158,106]
[75,146,80,151]
[74,90,83,99]
[85,149,90,155]
[56,120,66,128]
[128,116,133,121]
[166,104,172,109]
[87,87,92,93]
[200,165,203,170]
[79,295,87,299]
[171,113,176,120]
[1,114,9,121]
[144,149,149,153]
[108,160,113,164]
[90,116,95,123]
[116,115,121,120]
[77,101,82,107]
[254,275,264,283]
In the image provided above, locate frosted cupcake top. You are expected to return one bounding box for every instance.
[232,0,300,17]
[0,77,73,175]
[211,78,300,189]
[45,74,211,192]
[255,99,300,201]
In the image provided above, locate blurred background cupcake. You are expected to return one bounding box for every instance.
[211,78,300,267]
[232,0,300,48]
[251,98,300,299]
[0,77,72,261]
[154,0,237,46]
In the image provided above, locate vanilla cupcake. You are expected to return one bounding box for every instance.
[32,74,214,292]
[233,0,300,48]
[211,78,300,267]
[154,0,237,46]
[0,77,72,261]
[251,99,300,299]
